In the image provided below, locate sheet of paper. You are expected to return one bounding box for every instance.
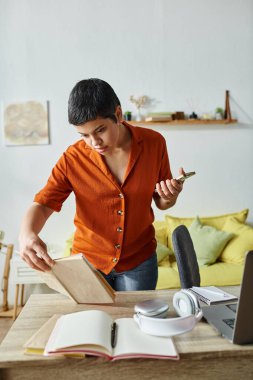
[114,318,178,359]
[45,310,112,354]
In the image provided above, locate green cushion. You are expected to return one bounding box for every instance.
[156,242,172,263]
[188,217,234,266]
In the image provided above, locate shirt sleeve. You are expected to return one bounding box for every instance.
[34,153,73,212]
[158,136,172,182]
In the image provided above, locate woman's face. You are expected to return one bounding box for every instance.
[75,107,123,155]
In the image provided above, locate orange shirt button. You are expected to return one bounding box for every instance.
[117,227,123,232]
[119,193,124,199]
[112,258,118,263]
[115,244,121,249]
[117,210,123,215]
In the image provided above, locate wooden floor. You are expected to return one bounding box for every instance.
[0,318,14,344]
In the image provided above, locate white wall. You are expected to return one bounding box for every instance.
[0,0,253,272]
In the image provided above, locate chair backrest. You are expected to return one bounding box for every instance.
[0,242,14,311]
[172,225,200,289]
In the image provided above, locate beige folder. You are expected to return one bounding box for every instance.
[23,314,61,355]
[24,314,86,358]
[37,253,115,304]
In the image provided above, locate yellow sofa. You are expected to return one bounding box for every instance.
[155,209,253,289]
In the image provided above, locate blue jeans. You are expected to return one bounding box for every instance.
[101,253,158,291]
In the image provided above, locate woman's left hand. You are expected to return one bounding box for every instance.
[155,167,185,203]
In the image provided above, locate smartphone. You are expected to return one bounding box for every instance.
[176,171,196,182]
[154,171,196,193]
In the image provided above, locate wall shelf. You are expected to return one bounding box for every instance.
[131,119,237,126]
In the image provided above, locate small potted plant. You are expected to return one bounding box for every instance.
[124,111,132,121]
[215,107,224,120]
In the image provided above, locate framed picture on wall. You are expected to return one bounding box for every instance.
[2,100,50,146]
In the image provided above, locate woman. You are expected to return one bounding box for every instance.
[19,78,184,291]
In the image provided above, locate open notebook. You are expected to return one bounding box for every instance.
[37,253,115,304]
[44,309,179,361]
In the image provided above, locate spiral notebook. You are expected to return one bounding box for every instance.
[190,286,238,305]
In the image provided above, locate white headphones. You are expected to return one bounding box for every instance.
[134,290,203,337]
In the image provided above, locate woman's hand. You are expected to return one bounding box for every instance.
[19,233,55,271]
[154,167,185,209]
[19,202,55,271]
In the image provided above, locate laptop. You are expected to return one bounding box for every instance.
[202,250,253,345]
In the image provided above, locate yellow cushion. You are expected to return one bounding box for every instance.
[63,233,74,257]
[153,220,167,246]
[199,262,243,286]
[220,218,253,264]
[167,261,243,288]
[158,256,171,268]
[164,209,248,250]
[156,265,180,289]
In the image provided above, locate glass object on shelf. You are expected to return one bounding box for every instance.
[215,107,224,120]
[129,95,147,121]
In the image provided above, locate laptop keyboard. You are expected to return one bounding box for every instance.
[226,303,237,313]
[223,318,235,329]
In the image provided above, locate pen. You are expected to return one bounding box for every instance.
[111,322,117,348]
[199,289,230,298]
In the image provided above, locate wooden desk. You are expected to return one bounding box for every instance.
[0,288,253,380]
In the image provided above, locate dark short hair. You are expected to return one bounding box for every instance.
[68,78,121,125]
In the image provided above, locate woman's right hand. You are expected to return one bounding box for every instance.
[19,202,55,271]
[19,233,55,271]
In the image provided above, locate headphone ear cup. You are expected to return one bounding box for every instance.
[173,290,199,317]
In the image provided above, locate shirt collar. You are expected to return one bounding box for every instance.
[82,121,143,189]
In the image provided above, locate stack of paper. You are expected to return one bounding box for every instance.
[190,286,238,305]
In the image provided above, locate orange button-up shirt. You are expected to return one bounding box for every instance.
[34,122,172,274]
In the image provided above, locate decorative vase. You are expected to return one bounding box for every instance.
[215,112,223,120]
[136,108,142,121]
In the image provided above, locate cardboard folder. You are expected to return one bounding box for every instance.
[38,254,115,304]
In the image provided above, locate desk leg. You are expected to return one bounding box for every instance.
[13,285,19,320]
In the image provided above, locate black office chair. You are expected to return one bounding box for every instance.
[172,225,201,289]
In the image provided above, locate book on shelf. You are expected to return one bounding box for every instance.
[44,309,179,361]
[37,253,115,304]
[145,112,172,122]
[190,286,238,305]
